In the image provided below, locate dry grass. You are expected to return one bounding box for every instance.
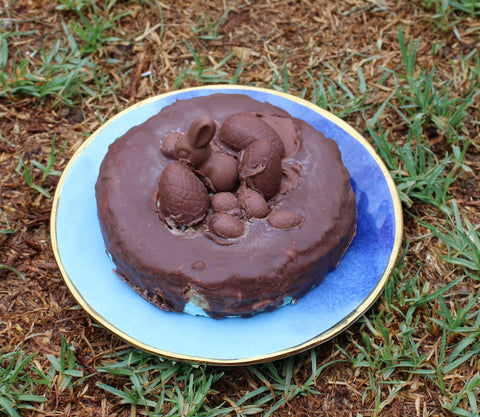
[0,0,479,416]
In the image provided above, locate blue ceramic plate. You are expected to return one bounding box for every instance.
[51,86,403,365]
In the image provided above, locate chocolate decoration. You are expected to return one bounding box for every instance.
[256,113,300,157]
[173,115,238,192]
[219,112,285,157]
[267,210,304,230]
[96,93,357,318]
[207,213,245,239]
[161,132,182,159]
[237,186,269,219]
[187,115,217,148]
[198,151,239,192]
[238,140,283,200]
[211,192,240,214]
[157,161,209,226]
[173,115,215,165]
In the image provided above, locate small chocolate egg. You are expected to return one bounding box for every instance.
[207,213,245,239]
[211,192,240,213]
[267,210,304,230]
[237,186,270,218]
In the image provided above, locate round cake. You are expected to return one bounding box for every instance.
[95,93,357,318]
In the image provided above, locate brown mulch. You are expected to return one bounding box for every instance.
[1,0,479,416]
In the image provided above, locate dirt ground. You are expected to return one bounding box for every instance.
[0,0,479,416]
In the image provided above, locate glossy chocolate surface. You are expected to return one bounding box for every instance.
[95,94,357,318]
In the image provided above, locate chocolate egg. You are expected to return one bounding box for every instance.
[158,161,209,226]
[219,112,285,157]
[238,140,283,200]
[207,213,245,239]
[211,192,240,213]
[237,186,269,218]
[267,210,304,230]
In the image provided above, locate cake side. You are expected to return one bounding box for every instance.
[95,93,357,318]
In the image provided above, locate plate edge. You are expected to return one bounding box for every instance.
[50,85,404,365]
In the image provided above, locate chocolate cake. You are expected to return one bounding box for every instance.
[95,93,357,318]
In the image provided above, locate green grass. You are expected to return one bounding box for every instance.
[30,135,67,183]
[306,65,377,119]
[0,33,98,106]
[368,124,472,209]
[364,28,477,211]
[423,0,480,17]
[46,337,86,393]
[0,265,25,281]
[95,348,341,417]
[381,27,478,144]
[444,374,480,417]
[15,157,51,198]
[0,351,50,417]
[0,338,92,416]
[96,350,223,416]
[340,259,480,416]
[173,41,243,88]
[15,136,66,199]
[190,8,232,41]
[421,200,480,274]
[63,2,128,55]
[0,1,129,106]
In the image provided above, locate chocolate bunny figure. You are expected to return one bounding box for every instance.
[173,115,239,192]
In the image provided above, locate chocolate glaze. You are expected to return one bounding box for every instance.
[95,94,357,318]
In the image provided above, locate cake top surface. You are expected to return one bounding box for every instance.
[96,93,356,286]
